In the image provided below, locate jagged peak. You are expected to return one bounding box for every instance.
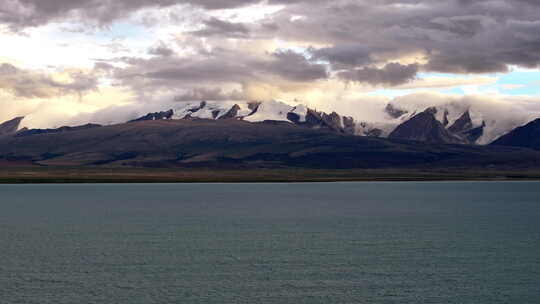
[130,109,173,122]
[0,116,25,136]
[186,101,207,114]
[247,101,261,113]
[442,109,450,127]
[388,108,464,144]
[424,107,438,115]
[167,100,358,135]
[448,109,475,134]
[1,116,25,124]
[218,104,241,120]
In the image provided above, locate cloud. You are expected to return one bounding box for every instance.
[0,0,267,30]
[310,44,375,69]
[191,17,250,38]
[113,47,328,99]
[0,83,135,129]
[4,0,540,87]
[260,50,328,82]
[115,56,254,88]
[173,87,245,101]
[394,75,497,90]
[338,63,419,86]
[262,0,540,78]
[147,42,175,57]
[500,84,526,90]
[0,63,98,98]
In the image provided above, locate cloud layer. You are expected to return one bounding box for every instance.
[0,63,98,98]
[101,0,540,97]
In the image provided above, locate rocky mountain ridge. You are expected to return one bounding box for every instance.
[3,99,538,148]
[130,100,493,145]
[490,118,540,150]
[152,100,359,136]
[0,117,25,136]
[15,124,103,137]
[388,107,464,144]
[1,118,539,170]
[387,107,486,145]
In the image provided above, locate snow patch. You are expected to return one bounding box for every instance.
[385,97,534,144]
[290,104,308,122]
[243,100,294,122]
[173,101,250,120]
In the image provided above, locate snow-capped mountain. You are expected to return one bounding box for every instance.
[388,107,477,144]
[378,101,530,145]
[6,98,535,146]
[154,100,359,135]
[0,117,25,136]
[126,98,535,145]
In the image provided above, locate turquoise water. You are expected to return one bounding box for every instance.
[1,182,539,303]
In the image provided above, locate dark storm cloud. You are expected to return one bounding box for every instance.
[148,43,175,57]
[108,0,540,89]
[338,63,419,86]
[0,0,329,29]
[190,18,250,38]
[0,0,266,29]
[116,54,253,86]
[263,0,540,77]
[310,45,375,69]
[259,50,328,82]
[114,48,327,92]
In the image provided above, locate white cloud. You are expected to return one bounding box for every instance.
[395,75,497,90]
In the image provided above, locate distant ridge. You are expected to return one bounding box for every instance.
[491,118,540,150]
[16,124,102,137]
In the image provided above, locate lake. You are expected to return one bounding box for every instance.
[1,182,539,303]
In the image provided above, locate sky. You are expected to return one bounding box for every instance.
[1,0,540,128]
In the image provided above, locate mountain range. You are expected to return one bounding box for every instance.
[128,99,539,147]
[5,99,535,146]
[1,100,540,171]
[127,99,534,146]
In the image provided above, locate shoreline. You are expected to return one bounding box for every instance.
[1,167,540,184]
